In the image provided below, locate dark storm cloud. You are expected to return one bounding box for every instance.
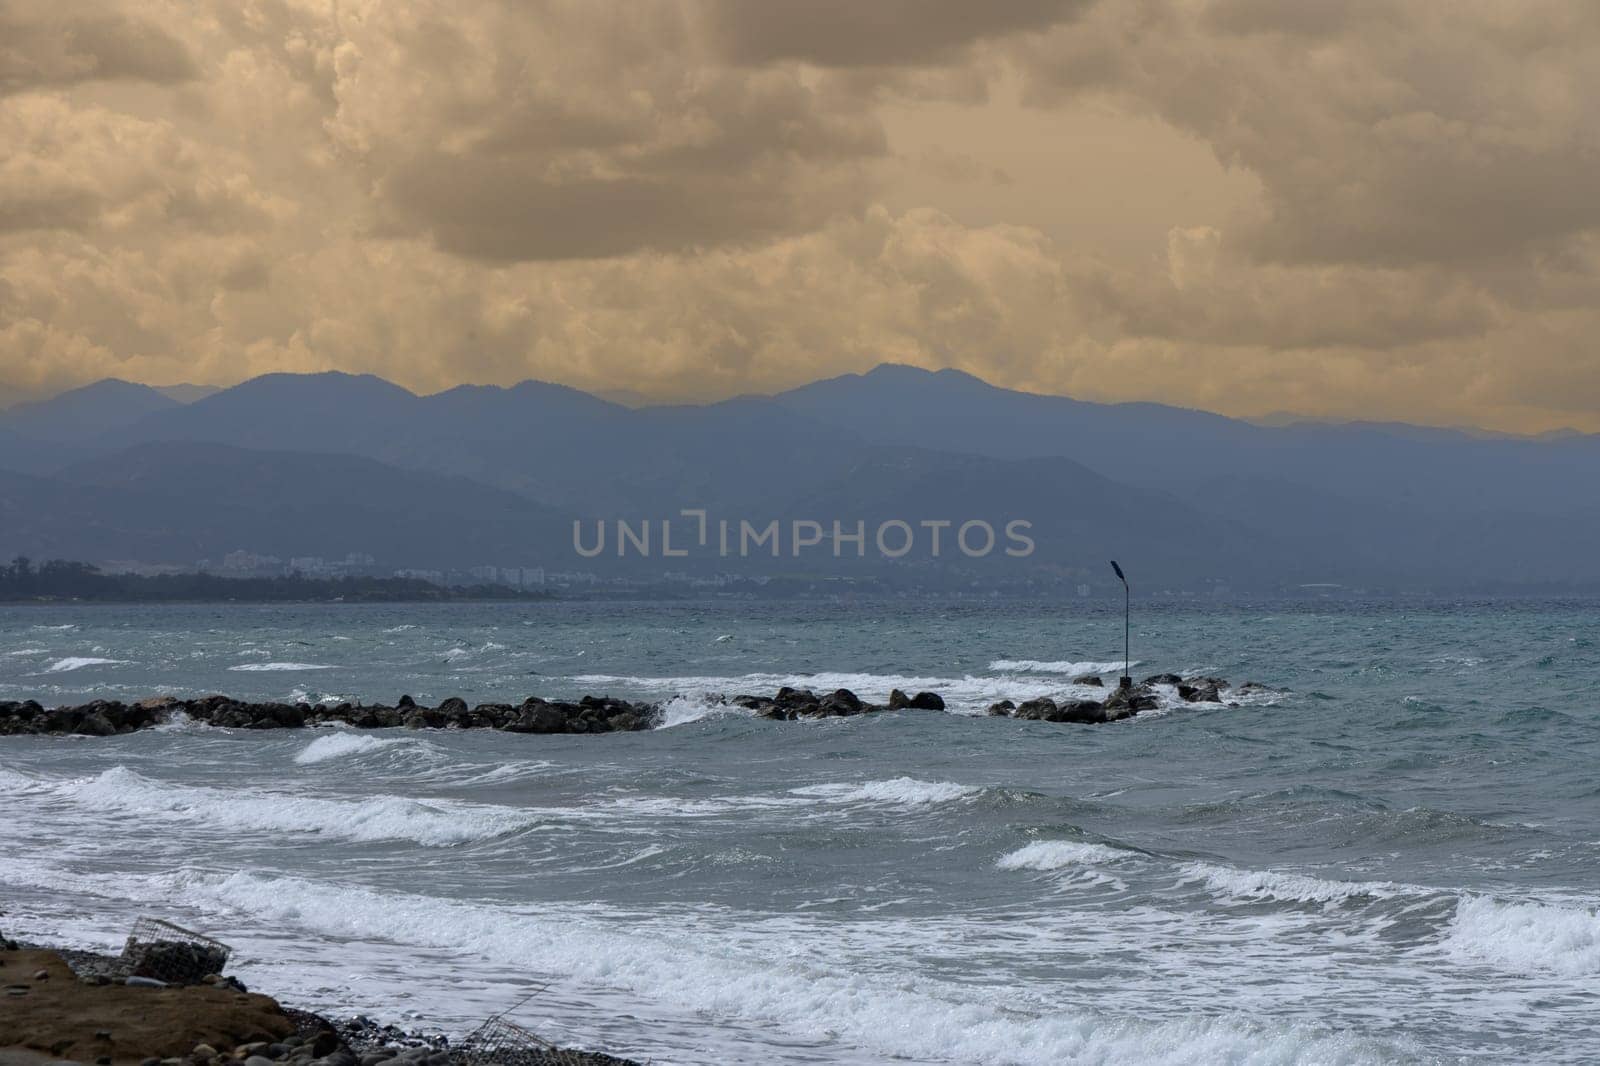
[698,0,1085,68]
[0,2,197,95]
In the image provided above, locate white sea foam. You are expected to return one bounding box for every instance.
[997,840,1131,871]
[228,662,333,672]
[171,871,1403,1066]
[1178,862,1401,905]
[2,647,47,657]
[789,777,979,806]
[654,696,752,729]
[42,656,130,672]
[293,733,407,765]
[989,659,1137,675]
[9,766,537,847]
[1446,895,1600,976]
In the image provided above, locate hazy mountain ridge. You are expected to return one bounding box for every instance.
[4,366,1600,588]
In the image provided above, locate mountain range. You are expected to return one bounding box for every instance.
[2,367,1597,591]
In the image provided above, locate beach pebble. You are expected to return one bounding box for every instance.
[244,1056,276,1066]
[309,1032,342,1057]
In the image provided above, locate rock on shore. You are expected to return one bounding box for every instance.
[0,939,640,1066]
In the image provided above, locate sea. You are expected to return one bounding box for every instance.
[1,599,1597,1065]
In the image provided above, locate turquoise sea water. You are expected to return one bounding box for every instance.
[2,600,1598,1064]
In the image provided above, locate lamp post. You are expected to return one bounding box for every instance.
[1110,560,1131,689]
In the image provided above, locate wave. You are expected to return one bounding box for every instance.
[2,647,47,657]
[42,656,130,673]
[5,766,537,847]
[228,662,334,672]
[989,659,1136,675]
[293,733,409,765]
[1446,895,1600,976]
[997,840,1131,871]
[1178,862,1403,905]
[175,871,1404,1066]
[789,777,979,806]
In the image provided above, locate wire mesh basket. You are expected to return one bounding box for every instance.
[120,917,232,985]
[455,1016,596,1066]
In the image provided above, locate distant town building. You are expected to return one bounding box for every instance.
[221,550,282,572]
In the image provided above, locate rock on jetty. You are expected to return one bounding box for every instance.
[0,677,1271,738]
[985,674,1270,724]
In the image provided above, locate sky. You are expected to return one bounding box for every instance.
[2,0,1598,432]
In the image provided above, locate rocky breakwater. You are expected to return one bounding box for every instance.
[0,677,1275,738]
[0,693,662,738]
[986,674,1276,724]
[722,686,946,720]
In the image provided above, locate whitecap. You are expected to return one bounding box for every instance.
[997,840,1131,871]
[653,696,753,729]
[7,766,535,847]
[990,659,1137,675]
[43,656,130,672]
[789,777,979,806]
[228,662,334,672]
[1178,862,1401,905]
[294,733,407,765]
[1446,894,1600,976]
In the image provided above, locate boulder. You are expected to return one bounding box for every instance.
[506,702,566,734]
[774,686,817,706]
[887,689,911,710]
[987,699,1016,717]
[907,691,945,711]
[73,711,117,737]
[1013,697,1057,721]
[1071,673,1104,687]
[820,688,864,715]
[1103,685,1158,716]
[1177,682,1222,703]
[1049,699,1107,724]
[1141,673,1183,687]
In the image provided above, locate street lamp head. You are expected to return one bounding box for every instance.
[1110,560,1126,583]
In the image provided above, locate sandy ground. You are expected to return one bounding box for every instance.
[0,948,295,1064]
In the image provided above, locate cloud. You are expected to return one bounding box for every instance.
[697,0,1084,68]
[315,2,887,261]
[3,0,1600,435]
[1014,1,1600,268]
[0,1,197,95]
